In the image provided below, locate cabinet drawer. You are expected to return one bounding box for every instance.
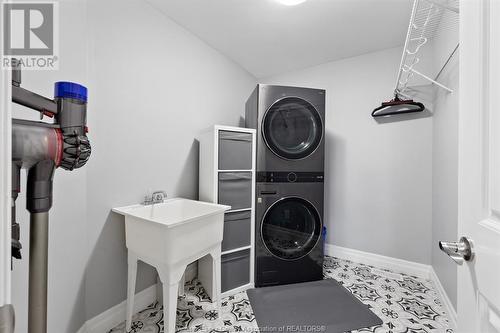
[222,211,251,252]
[218,172,252,210]
[221,249,250,293]
[218,131,253,170]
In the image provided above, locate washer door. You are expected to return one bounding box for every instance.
[263,97,323,160]
[261,197,322,260]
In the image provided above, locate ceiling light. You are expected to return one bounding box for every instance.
[275,0,308,6]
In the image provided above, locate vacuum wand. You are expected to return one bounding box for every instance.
[10,58,91,333]
[29,212,49,331]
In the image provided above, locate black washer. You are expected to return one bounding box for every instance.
[261,197,321,260]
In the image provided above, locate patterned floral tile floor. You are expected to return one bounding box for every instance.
[109,256,453,333]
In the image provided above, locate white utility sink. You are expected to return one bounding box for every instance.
[113,198,229,264]
[113,198,230,333]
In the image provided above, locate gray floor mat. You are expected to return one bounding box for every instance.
[247,279,383,333]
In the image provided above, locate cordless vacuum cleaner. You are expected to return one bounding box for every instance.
[10,58,91,333]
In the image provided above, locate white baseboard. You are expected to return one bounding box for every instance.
[325,244,432,279]
[80,283,158,333]
[325,244,457,328]
[429,267,458,329]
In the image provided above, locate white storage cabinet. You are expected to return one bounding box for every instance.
[198,125,256,297]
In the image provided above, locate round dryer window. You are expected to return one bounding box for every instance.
[261,197,322,260]
[263,97,322,160]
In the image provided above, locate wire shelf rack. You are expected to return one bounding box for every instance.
[395,0,459,100]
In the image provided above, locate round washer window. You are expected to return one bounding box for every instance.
[261,197,321,260]
[263,97,322,160]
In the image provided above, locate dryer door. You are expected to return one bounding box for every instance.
[262,97,323,160]
[261,197,322,260]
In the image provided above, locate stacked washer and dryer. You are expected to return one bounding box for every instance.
[245,84,325,287]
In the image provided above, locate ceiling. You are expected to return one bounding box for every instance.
[147,0,413,78]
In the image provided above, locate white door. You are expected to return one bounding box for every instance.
[456,0,500,332]
[0,60,12,307]
[0,1,13,324]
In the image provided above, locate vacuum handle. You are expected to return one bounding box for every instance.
[11,59,58,116]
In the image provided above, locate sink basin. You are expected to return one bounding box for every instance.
[113,198,230,228]
[113,198,230,265]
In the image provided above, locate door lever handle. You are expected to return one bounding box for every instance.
[439,236,474,265]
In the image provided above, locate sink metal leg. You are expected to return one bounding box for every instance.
[210,248,221,314]
[125,251,138,332]
[162,282,179,333]
[178,272,185,296]
[157,264,185,333]
[198,245,222,302]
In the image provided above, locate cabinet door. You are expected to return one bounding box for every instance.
[222,211,251,252]
[218,172,252,210]
[218,131,253,170]
[221,249,250,293]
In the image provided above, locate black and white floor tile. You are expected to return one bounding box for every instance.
[109,256,453,333]
[323,257,453,333]
[108,278,258,333]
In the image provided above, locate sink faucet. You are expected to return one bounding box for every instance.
[143,190,167,205]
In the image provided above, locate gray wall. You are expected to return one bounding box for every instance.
[84,0,256,320]
[262,47,434,265]
[10,1,88,332]
[430,12,459,309]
